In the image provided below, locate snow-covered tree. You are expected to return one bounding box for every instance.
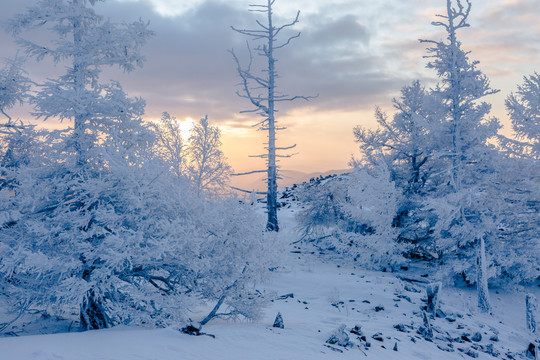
[353,81,442,255]
[420,0,500,194]
[231,0,313,231]
[0,56,30,124]
[6,0,153,165]
[0,56,33,169]
[150,112,185,178]
[504,72,540,159]
[0,138,275,330]
[353,81,436,195]
[186,116,232,197]
[297,165,404,270]
[417,3,503,310]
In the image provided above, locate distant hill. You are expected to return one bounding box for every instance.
[229,168,350,193]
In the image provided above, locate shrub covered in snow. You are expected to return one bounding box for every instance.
[297,164,405,270]
[0,130,274,330]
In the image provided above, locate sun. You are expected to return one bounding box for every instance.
[178,117,195,138]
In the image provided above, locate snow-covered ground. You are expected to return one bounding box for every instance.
[1,205,538,360]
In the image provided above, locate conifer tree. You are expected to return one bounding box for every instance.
[6,0,153,166]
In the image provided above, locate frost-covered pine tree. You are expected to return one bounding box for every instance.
[231,0,313,231]
[420,1,502,304]
[0,56,34,170]
[353,81,442,254]
[489,73,540,286]
[504,72,540,159]
[186,116,232,197]
[6,0,153,165]
[420,0,500,194]
[353,81,436,195]
[0,56,30,124]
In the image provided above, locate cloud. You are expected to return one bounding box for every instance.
[1,0,412,128]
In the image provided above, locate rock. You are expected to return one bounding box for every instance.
[436,308,446,318]
[485,344,500,357]
[180,325,200,336]
[526,343,536,359]
[350,325,363,336]
[393,342,398,351]
[277,293,294,300]
[372,332,384,342]
[394,324,409,333]
[461,334,471,342]
[273,312,284,329]
[437,343,455,352]
[397,294,412,302]
[374,305,385,312]
[404,284,421,293]
[489,334,499,342]
[466,349,479,358]
[471,332,482,342]
[326,324,351,347]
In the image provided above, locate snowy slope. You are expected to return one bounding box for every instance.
[0,205,538,360]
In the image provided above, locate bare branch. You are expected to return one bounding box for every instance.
[232,170,267,176]
[274,32,301,49]
[230,186,266,195]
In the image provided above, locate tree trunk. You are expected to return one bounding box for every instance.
[80,288,112,330]
[477,236,492,313]
[426,282,441,315]
[265,0,278,232]
[526,294,537,334]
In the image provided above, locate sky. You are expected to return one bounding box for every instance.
[1,0,539,176]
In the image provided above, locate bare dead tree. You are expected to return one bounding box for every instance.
[230,0,315,231]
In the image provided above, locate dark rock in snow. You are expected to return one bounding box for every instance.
[350,325,363,336]
[374,305,385,312]
[526,343,536,359]
[471,332,482,342]
[393,342,398,351]
[489,334,499,342]
[277,293,294,300]
[485,343,500,357]
[393,324,410,333]
[397,294,412,302]
[372,332,384,342]
[181,325,200,336]
[461,334,471,342]
[465,349,479,358]
[436,308,446,318]
[273,312,284,329]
